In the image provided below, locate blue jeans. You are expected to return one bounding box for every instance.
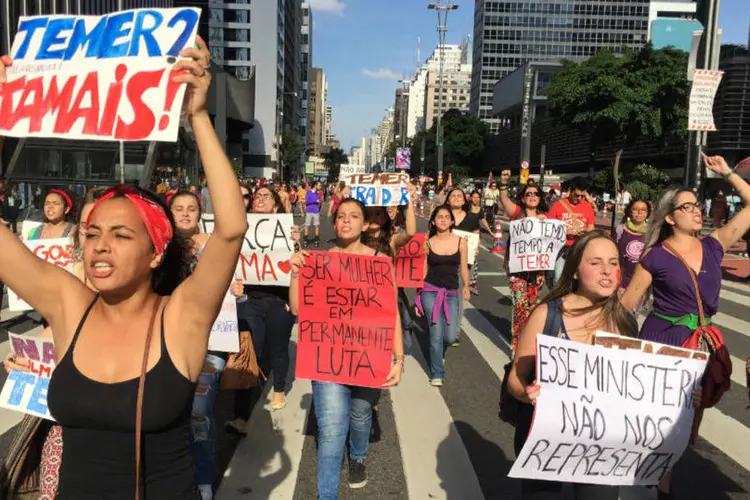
[191,353,226,486]
[421,290,459,380]
[313,381,379,500]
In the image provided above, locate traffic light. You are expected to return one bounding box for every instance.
[438,141,444,147]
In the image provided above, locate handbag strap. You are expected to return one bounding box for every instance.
[662,241,706,327]
[135,297,164,500]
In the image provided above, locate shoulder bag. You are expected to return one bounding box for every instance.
[662,242,731,409]
[221,331,266,391]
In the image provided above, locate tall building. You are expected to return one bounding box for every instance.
[424,63,472,129]
[407,44,466,137]
[309,68,327,156]
[349,146,363,165]
[325,105,334,145]
[204,1,252,81]
[300,1,313,151]
[470,0,651,134]
[392,88,410,146]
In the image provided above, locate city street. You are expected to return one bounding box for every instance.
[2,205,750,499]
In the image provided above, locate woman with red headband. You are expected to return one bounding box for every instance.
[0,38,247,500]
[27,189,77,240]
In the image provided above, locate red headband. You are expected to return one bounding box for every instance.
[86,185,173,257]
[49,189,72,209]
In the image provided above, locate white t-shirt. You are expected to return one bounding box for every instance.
[621,191,632,206]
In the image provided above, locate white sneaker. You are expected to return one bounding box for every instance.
[430,379,443,387]
[198,484,213,500]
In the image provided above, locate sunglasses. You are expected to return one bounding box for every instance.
[524,191,540,198]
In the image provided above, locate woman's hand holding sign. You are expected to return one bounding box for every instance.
[525,381,541,405]
[172,36,211,119]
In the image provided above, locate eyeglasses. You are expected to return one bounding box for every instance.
[673,202,702,214]
[524,192,540,198]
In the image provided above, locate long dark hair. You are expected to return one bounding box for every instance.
[428,204,455,237]
[620,198,651,225]
[516,182,549,215]
[108,187,192,296]
[363,206,395,258]
[168,190,203,216]
[643,187,694,256]
[252,185,287,214]
[446,187,470,212]
[541,231,636,337]
[333,198,385,253]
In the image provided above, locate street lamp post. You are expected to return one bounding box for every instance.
[428,1,459,177]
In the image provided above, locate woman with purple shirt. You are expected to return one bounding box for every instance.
[622,153,750,499]
[614,199,649,292]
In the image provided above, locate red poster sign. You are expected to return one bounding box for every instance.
[395,233,426,288]
[295,251,398,388]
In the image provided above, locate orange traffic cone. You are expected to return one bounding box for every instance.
[491,218,504,254]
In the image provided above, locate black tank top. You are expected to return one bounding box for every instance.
[424,238,461,290]
[48,296,198,499]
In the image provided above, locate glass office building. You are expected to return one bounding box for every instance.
[470,0,652,134]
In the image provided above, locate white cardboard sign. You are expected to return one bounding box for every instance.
[344,173,409,207]
[508,218,566,274]
[688,69,724,132]
[452,229,479,266]
[208,292,240,353]
[8,237,76,311]
[339,164,366,178]
[201,213,294,286]
[509,334,707,486]
[0,333,57,420]
[1,8,200,142]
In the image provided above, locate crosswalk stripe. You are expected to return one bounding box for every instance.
[719,289,750,307]
[217,329,309,499]
[391,334,486,500]
[477,272,505,277]
[722,280,750,293]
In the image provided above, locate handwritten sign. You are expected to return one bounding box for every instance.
[20,220,42,241]
[0,333,57,420]
[508,218,566,274]
[8,237,75,311]
[208,292,239,352]
[201,213,294,286]
[1,8,201,142]
[344,173,409,207]
[339,164,366,178]
[395,233,425,288]
[509,334,707,486]
[296,252,398,388]
[452,229,479,266]
[688,69,724,131]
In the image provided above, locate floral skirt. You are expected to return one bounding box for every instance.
[510,273,545,351]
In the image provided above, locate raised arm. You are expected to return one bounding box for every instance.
[391,184,417,251]
[168,39,248,358]
[498,170,519,217]
[704,154,750,251]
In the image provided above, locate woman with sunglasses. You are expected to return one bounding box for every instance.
[0,40,247,499]
[622,153,750,499]
[498,171,549,350]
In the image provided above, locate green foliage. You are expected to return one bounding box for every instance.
[231,158,243,179]
[408,111,487,177]
[591,163,671,201]
[323,148,348,182]
[276,131,306,170]
[625,180,651,201]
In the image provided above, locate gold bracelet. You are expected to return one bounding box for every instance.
[393,354,405,363]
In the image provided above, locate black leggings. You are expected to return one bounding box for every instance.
[235,296,295,419]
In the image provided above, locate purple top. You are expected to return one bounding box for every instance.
[616,228,644,289]
[305,190,321,214]
[639,237,723,347]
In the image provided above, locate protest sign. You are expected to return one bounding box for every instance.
[1,8,201,142]
[208,292,240,352]
[8,237,76,311]
[452,229,479,266]
[509,334,707,486]
[395,233,426,288]
[396,148,411,170]
[339,164,366,178]
[688,69,724,132]
[20,220,42,241]
[201,213,294,286]
[296,251,398,388]
[343,173,409,207]
[0,333,57,420]
[508,218,566,274]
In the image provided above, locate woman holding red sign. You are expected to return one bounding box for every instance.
[0,38,248,500]
[289,197,404,499]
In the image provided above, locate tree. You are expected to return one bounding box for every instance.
[323,148,348,182]
[546,44,689,230]
[276,130,306,180]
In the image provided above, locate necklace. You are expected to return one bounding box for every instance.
[626,219,647,234]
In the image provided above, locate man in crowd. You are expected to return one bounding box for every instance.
[304,181,322,247]
[547,176,596,286]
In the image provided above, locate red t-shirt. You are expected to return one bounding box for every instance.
[547,199,596,246]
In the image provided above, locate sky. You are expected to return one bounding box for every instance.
[309,0,750,152]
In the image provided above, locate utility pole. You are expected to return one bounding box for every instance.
[428,1,459,177]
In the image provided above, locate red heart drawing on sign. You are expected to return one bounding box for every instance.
[277,260,291,274]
